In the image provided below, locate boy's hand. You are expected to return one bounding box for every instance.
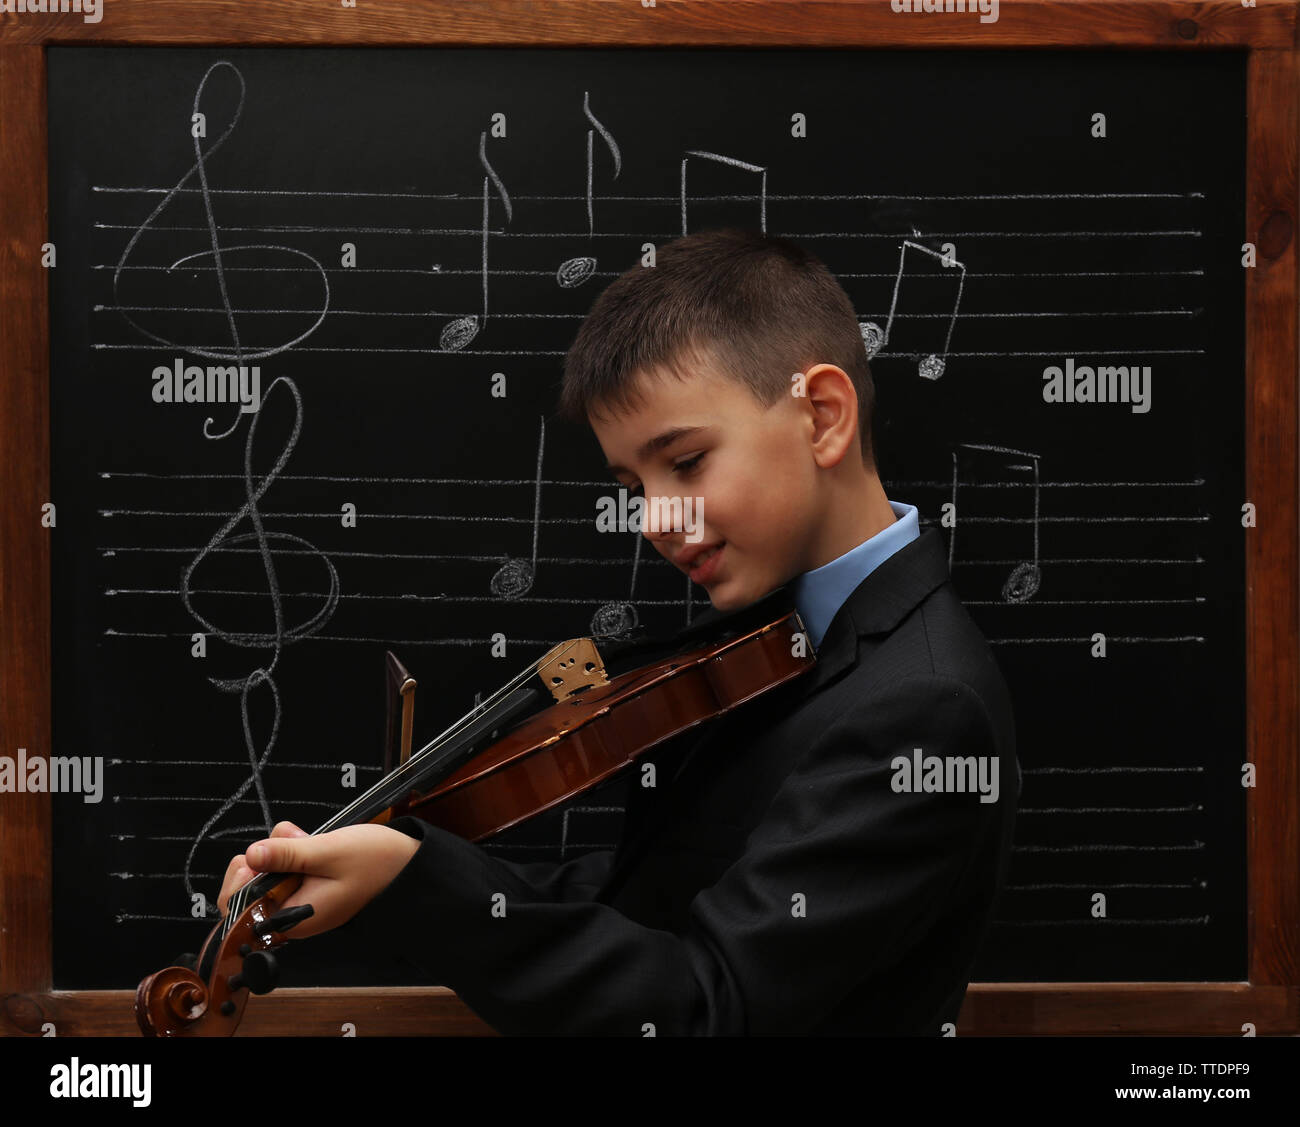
[217,820,420,939]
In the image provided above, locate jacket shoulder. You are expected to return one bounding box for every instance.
[854,579,1017,760]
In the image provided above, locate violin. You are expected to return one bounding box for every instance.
[134,588,815,1036]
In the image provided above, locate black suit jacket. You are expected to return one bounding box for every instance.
[346,525,1020,1035]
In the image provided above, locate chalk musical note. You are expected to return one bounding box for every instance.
[555,91,622,289]
[111,59,330,440]
[179,374,341,908]
[590,530,643,638]
[440,130,513,351]
[949,442,1042,603]
[680,149,767,235]
[491,416,546,598]
[860,237,965,381]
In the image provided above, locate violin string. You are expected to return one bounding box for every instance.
[314,635,587,832]
[221,635,592,926]
[216,615,788,951]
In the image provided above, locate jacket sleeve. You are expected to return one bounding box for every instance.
[495,847,615,902]
[343,676,1004,1036]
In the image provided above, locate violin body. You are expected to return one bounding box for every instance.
[135,596,814,1036]
[390,606,813,840]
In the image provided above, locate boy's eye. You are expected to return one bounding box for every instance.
[622,453,705,498]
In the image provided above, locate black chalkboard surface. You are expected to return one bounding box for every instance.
[47,46,1245,990]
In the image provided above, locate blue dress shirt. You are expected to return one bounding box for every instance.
[789,499,920,650]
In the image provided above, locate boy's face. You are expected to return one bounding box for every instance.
[592,359,825,613]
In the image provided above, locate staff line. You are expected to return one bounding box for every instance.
[989,635,1205,644]
[102,587,1209,608]
[94,545,1210,566]
[89,344,1210,358]
[97,508,1213,523]
[106,588,686,605]
[95,222,1205,238]
[98,629,1208,646]
[98,470,1208,487]
[92,185,1206,201]
[93,263,1208,279]
[97,303,1203,319]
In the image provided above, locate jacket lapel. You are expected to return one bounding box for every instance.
[793,524,953,699]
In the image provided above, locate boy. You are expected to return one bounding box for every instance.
[219,227,1020,1036]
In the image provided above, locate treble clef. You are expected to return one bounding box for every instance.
[111,58,339,912]
[112,59,330,440]
[179,374,341,912]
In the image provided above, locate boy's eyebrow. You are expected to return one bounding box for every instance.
[605,425,709,476]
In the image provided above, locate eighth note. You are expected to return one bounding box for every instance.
[861,238,966,381]
[949,442,1042,604]
[680,149,767,235]
[555,90,622,289]
[440,131,512,352]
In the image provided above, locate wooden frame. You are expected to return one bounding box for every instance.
[1,0,1296,1037]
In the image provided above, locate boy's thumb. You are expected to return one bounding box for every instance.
[247,839,308,871]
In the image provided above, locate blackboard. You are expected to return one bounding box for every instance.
[46,45,1246,990]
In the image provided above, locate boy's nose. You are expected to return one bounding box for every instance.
[642,495,681,537]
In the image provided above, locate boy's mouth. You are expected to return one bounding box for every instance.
[678,540,725,578]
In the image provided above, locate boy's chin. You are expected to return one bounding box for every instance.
[706,584,749,614]
[708,576,788,614]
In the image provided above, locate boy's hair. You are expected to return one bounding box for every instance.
[558,227,878,469]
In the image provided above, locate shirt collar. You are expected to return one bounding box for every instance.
[789,500,920,650]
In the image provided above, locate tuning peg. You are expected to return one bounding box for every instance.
[263,903,314,935]
[172,952,198,972]
[228,950,279,996]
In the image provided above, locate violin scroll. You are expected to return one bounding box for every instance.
[134,965,218,1036]
[134,873,307,1036]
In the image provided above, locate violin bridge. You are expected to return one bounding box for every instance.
[536,637,609,702]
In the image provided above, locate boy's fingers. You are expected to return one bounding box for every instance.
[220,866,256,916]
[219,853,247,913]
[270,821,308,839]
[247,833,335,876]
[221,852,245,884]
